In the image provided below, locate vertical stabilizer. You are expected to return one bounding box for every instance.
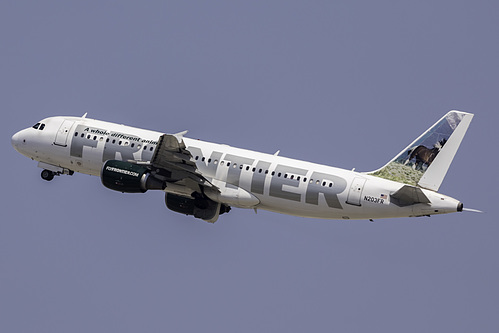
[368,110,474,191]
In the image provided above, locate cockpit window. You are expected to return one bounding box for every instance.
[32,123,46,130]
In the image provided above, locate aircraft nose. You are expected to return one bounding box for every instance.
[11,131,20,148]
[11,130,26,152]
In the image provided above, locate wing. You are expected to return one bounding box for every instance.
[150,132,218,194]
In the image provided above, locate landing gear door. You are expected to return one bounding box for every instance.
[346,177,367,206]
[54,120,74,147]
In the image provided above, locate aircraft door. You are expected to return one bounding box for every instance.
[54,120,74,147]
[346,177,367,206]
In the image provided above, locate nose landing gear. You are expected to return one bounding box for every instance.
[40,168,74,181]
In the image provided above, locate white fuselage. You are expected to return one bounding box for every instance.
[12,116,462,220]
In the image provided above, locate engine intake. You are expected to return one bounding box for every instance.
[101,160,163,193]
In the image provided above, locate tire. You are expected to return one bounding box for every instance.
[41,169,54,181]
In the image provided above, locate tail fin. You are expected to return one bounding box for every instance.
[368,110,474,191]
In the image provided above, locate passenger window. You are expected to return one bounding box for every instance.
[113,139,116,144]
[214,160,218,164]
[227,162,230,167]
[150,147,153,151]
[75,132,78,136]
[81,133,84,138]
[246,166,250,171]
[131,143,134,147]
[202,157,205,162]
[87,135,91,139]
[106,138,109,142]
[195,156,199,160]
[208,158,212,163]
[94,136,97,140]
[143,146,147,150]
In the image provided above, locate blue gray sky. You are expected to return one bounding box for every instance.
[1,1,498,332]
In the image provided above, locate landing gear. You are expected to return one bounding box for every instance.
[41,169,55,181]
[220,204,231,215]
[39,164,74,181]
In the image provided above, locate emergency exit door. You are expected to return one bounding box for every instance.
[346,177,367,206]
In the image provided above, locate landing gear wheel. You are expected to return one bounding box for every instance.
[41,169,54,181]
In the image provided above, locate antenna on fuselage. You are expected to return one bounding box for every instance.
[82,113,88,118]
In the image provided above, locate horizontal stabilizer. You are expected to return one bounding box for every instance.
[391,185,430,207]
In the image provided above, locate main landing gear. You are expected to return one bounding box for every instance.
[41,168,74,181]
[41,169,55,181]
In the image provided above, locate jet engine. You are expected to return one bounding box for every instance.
[165,193,230,223]
[102,160,231,222]
[101,160,163,193]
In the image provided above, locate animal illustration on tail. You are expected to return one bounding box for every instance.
[369,111,467,188]
[405,138,447,171]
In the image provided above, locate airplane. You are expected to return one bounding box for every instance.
[11,110,475,223]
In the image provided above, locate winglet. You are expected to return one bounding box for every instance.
[174,130,188,137]
[170,130,188,144]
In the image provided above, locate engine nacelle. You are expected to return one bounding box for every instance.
[165,193,230,223]
[101,160,163,193]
